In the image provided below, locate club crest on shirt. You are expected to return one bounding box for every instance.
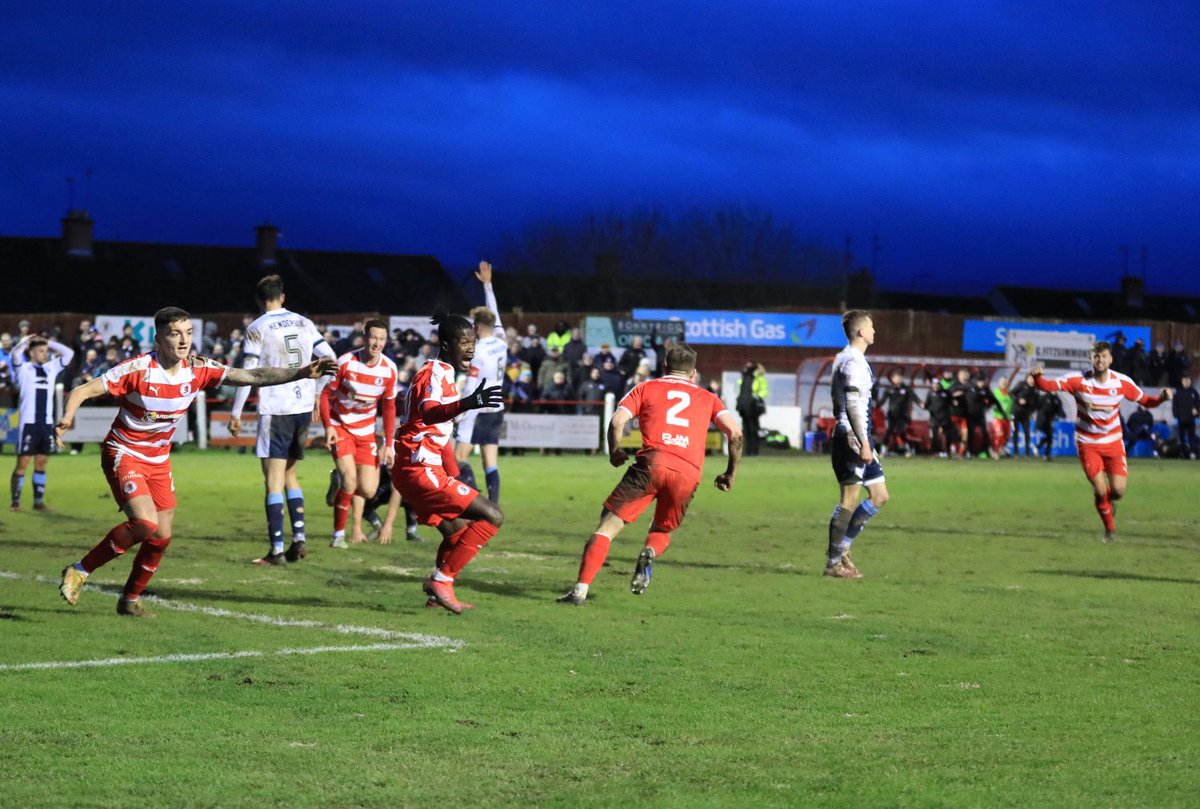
[179,382,192,396]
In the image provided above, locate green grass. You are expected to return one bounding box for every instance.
[1,448,1197,808]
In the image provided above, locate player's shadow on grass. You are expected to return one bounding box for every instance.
[0,538,57,550]
[0,605,38,620]
[151,587,341,609]
[1033,569,1200,586]
[352,568,535,600]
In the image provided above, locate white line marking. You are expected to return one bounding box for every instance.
[0,570,465,673]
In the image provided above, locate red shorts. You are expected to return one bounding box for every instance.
[950,416,968,434]
[330,425,378,466]
[603,458,699,533]
[102,446,176,511]
[1077,440,1128,480]
[391,464,476,525]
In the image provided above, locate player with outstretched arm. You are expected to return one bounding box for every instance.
[453,261,508,503]
[1032,340,1171,542]
[557,343,742,606]
[56,307,334,616]
[392,311,505,614]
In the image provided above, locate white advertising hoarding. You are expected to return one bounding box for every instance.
[1005,329,1095,371]
[498,414,602,450]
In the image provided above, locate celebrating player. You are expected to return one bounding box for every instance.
[1032,341,1171,541]
[392,311,505,614]
[56,307,335,616]
[319,319,398,548]
[825,310,891,579]
[9,333,74,511]
[229,275,337,565]
[557,343,742,606]
[453,261,508,503]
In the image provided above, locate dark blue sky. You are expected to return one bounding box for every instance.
[2,1,1198,295]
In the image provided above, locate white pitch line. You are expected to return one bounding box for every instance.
[0,643,442,673]
[0,570,465,673]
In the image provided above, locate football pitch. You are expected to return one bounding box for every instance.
[1,449,1197,808]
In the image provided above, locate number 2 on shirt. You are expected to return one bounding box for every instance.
[666,390,690,426]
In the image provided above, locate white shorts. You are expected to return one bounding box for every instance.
[454,409,478,445]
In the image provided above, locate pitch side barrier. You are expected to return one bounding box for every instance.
[37,390,608,452]
[204,394,616,452]
[794,355,1174,456]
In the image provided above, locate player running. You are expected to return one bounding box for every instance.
[557,343,742,606]
[9,333,74,511]
[392,311,505,614]
[825,310,891,579]
[319,319,398,548]
[453,261,508,503]
[55,307,334,617]
[1032,340,1171,542]
[230,275,337,565]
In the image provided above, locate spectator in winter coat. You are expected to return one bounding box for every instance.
[1172,374,1200,459]
[537,346,569,392]
[540,371,574,414]
[561,328,588,367]
[576,368,606,416]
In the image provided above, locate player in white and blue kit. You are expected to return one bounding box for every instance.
[454,261,508,503]
[10,334,75,510]
[825,310,890,579]
[230,275,336,564]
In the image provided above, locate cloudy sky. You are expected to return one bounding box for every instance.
[2,1,1198,294]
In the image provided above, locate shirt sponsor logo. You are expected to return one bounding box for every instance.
[661,432,690,448]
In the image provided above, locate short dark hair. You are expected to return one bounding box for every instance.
[363,318,388,337]
[28,336,48,351]
[665,343,698,373]
[256,274,285,305]
[154,306,192,333]
[842,309,872,340]
[1093,340,1113,355]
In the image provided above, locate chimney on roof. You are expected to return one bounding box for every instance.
[61,209,94,258]
[1121,275,1144,309]
[255,223,280,267]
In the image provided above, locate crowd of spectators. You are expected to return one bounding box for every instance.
[1108,333,1192,387]
[0,316,679,423]
[6,315,1198,460]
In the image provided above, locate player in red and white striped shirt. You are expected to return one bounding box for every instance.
[319,319,398,547]
[1033,340,1171,542]
[55,306,334,616]
[392,311,504,613]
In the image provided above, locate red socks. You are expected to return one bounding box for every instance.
[124,537,172,598]
[438,521,499,579]
[334,490,352,533]
[645,531,671,558]
[80,519,158,573]
[1094,492,1115,533]
[577,533,612,586]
